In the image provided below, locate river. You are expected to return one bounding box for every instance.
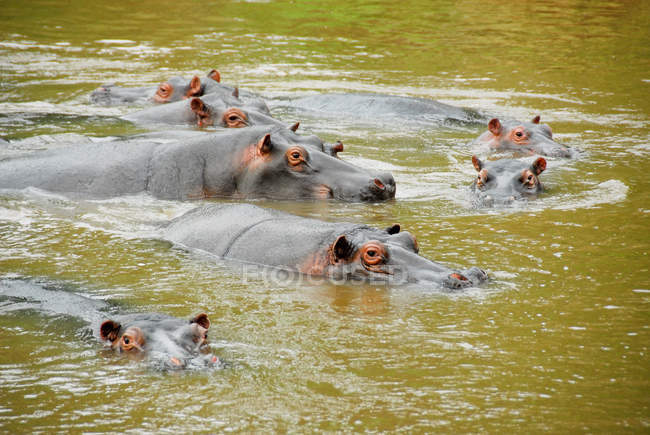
[0,0,648,431]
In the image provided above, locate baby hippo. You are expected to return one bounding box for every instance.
[100,312,219,369]
[471,155,547,207]
[474,116,572,158]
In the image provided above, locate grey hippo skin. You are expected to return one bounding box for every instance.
[163,204,488,289]
[0,278,219,370]
[470,155,547,207]
[89,69,264,107]
[0,126,395,201]
[282,93,485,125]
[122,92,273,127]
[473,116,573,157]
[122,93,342,157]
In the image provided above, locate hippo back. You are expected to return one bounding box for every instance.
[163,204,359,268]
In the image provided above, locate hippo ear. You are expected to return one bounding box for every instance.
[190,313,210,330]
[190,97,205,113]
[289,122,300,132]
[385,223,401,235]
[100,320,121,342]
[532,157,546,175]
[188,75,202,97]
[207,69,221,83]
[332,141,344,154]
[331,235,354,261]
[488,118,502,136]
[472,155,483,172]
[257,133,273,155]
[232,87,239,99]
[531,115,541,124]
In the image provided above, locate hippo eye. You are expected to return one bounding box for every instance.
[123,337,130,345]
[223,109,247,128]
[286,147,306,167]
[512,127,530,142]
[361,242,385,266]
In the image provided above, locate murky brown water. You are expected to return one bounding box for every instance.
[1,0,649,431]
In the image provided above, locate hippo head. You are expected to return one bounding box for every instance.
[153,75,205,103]
[477,116,571,157]
[190,96,281,129]
[302,224,487,289]
[275,122,345,158]
[230,129,395,202]
[99,313,219,369]
[471,155,547,206]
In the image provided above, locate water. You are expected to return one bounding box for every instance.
[1,0,649,431]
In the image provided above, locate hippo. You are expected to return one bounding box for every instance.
[99,312,216,369]
[0,126,394,202]
[470,155,547,206]
[278,93,485,126]
[0,278,220,370]
[122,93,343,157]
[474,116,572,157]
[163,204,488,289]
[89,69,262,106]
[121,92,273,127]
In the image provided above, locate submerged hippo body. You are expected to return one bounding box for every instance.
[0,126,395,202]
[474,116,572,157]
[470,155,547,207]
[281,93,485,126]
[0,279,219,370]
[163,204,487,289]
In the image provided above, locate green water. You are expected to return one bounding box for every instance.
[1,0,649,432]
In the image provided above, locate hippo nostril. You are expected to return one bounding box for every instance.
[373,178,385,190]
[449,273,468,281]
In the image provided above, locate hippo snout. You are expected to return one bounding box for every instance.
[368,172,396,200]
[443,267,488,290]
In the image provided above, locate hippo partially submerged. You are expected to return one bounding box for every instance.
[474,116,572,157]
[470,155,547,206]
[122,92,274,128]
[0,126,394,201]
[0,278,219,370]
[89,69,261,106]
[122,93,343,157]
[163,204,487,289]
[99,312,215,369]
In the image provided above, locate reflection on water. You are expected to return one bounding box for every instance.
[0,0,649,432]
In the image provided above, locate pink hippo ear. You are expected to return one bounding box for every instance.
[257,133,273,156]
[532,157,547,175]
[187,75,202,97]
[331,235,354,262]
[289,122,300,132]
[207,69,221,83]
[532,115,541,124]
[190,97,205,113]
[232,87,239,99]
[488,118,502,136]
[190,313,211,330]
[100,320,121,342]
[472,155,484,172]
